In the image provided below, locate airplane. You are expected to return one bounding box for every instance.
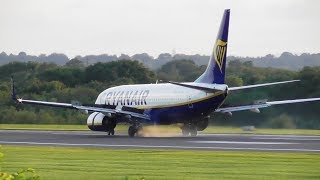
[11,9,320,137]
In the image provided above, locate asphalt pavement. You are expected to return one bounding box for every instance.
[0,130,319,153]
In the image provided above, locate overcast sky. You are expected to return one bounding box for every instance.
[1,0,319,58]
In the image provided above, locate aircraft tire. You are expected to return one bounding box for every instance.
[182,128,190,136]
[128,126,136,137]
[110,129,115,136]
[181,125,198,136]
[190,129,197,137]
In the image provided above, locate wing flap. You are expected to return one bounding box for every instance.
[216,97,320,113]
[216,104,270,113]
[267,98,320,105]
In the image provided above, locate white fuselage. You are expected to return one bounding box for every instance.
[95,83,228,110]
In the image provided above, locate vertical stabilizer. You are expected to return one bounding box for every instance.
[195,9,230,84]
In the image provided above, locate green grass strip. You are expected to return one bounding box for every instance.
[1,124,320,135]
[1,145,320,179]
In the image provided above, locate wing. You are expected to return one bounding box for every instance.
[15,98,150,120]
[11,77,150,121]
[228,80,300,91]
[216,98,320,113]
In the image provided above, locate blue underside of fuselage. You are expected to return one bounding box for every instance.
[144,93,227,125]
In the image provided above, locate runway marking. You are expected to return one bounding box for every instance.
[199,134,320,138]
[189,141,298,145]
[51,132,105,136]
[0,141,319,152]
[1,130,319,138]
[252,137,320,141]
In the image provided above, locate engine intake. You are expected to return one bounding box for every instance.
[87,112,108,131]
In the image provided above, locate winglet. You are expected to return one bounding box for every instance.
[11,76,18,101]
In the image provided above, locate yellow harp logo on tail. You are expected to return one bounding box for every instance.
[213,39,227,73]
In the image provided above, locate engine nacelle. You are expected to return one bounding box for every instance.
[87,112,109,131]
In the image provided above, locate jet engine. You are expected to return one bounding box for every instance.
[87,112,115,131]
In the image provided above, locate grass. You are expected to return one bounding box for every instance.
[1,145,319,179]
[1,123,320,135]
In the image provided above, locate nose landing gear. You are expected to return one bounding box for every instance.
[108,129,115,136]
[104,117,116,136]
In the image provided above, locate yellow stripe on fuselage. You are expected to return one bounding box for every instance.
[136,91,225,109]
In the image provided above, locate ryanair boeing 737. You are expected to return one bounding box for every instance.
[11,9,320,137]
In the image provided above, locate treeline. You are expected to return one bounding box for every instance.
[1,51,320,71]
[0,60,155,125]
[0,59,320,129]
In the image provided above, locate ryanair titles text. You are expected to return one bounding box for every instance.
[101,90,149,106]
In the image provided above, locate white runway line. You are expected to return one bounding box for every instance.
[189,141,298,145]
[51,132,105,135]
[252,137,320,141]
[199,134,320,138]
[0,141,319,152]
[1,130,319,138]
[0,130,90,134]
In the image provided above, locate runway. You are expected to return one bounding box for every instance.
[0,130,320,153]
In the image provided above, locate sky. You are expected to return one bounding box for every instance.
[1,0,319,58]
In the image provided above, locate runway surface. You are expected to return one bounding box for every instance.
[0,130,320,153]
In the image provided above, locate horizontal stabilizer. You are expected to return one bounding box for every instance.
[229,80,300,91]
[169,81,221,93]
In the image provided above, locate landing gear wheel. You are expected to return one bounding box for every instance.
[104,117,117,136]
[109,129,115,136]
[128,126,137,137]
[128,121,143,137]
[181,124,198,137]
[190,128,197,137]
[182,127,189,136]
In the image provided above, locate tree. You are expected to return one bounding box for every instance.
[65,58,85,68]
[226,75,243,87]
[39,68,85,87]
[157,60,203,82]
[85,60,156,84]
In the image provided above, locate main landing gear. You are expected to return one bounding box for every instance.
[181,124,198,137]
[181,117,209,137]
[128,122,142,137]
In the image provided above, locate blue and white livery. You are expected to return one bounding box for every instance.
[11,9,320,137]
